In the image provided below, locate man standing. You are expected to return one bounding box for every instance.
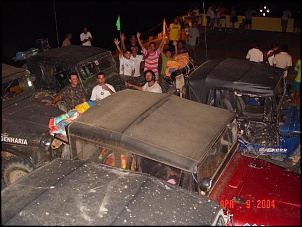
[125,69,162,93]
[90,72,115,101]
[186,21,200,62]
[80,26,93,46]
[136,32,165,81]
[46,73,86,112]
[114,38,135,77]
[168,17,181,53]
[62,33,72,47]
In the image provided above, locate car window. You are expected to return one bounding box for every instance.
[40,65,56,85]
[198,119,238,182]
[54,67,70,88]
[79,57,115,80]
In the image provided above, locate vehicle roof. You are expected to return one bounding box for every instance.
[26,45,111,67]
[68,89,235,172]
[2,64,28,83]
[190,58,284,97]
[1,158,222,226]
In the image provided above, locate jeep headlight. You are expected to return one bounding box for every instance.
[40,137,51,151]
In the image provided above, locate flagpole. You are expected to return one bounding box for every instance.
[116,15,125,81]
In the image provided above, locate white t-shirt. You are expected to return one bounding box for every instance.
[130,54,144,77]
[273,52,292,77]
[187,27,200,46]
[80,32,92,46]
[90,84,115,101]
[246,48,263,63]
[119,56,135,76]
[142,82,162,93]
[267,50,275,66]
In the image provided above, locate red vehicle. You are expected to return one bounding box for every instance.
[210,151,301,226]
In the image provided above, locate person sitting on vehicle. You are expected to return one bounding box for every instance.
[46,73,86,112]
[90,72,115,101]
[125,69,162,93]
[165,41,190,77]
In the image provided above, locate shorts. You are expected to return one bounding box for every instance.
[245,19,252,25]
[293,80,300,90]
[210,18,216,24]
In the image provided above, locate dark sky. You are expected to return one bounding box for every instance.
[2,2,300,64]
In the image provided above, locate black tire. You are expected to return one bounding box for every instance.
[2,157,34,185]
[222,98,235,112]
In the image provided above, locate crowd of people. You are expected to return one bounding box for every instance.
[49,4,299,112]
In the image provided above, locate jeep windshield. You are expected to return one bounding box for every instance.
[78,56,114,80]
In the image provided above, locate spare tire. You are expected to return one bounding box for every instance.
[2,157,34,186]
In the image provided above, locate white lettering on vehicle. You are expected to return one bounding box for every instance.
[259,147,287,153]
[1,134,28,145]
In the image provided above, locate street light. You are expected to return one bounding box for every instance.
[260,6,270,17]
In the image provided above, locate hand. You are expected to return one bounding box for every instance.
[113,38,120,45]
[136,32,141,39]
[120,33,125,41]
[125,82,132,87]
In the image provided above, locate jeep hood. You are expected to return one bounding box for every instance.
[210,151,301,226]
[2,96,63,136]
[1,159,223,226]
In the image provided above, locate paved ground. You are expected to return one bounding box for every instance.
[195,27,300,65]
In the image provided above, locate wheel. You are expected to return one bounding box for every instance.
[222,98,235,112]
[2,157,34,185]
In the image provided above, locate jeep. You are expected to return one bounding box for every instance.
[1,64,64,187]
[52,89,300,225]
[1,158,228,226]
[185,58,300,170]
[22,45,145,111]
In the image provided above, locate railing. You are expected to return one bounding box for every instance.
[145,14,296,43]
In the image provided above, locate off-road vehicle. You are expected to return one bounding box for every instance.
[51,89,300,226]
[1,64,64,187]
[14,45,145,111]
[1,158,228,226]
[185,58,300,169]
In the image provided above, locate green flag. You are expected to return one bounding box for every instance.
[116,16,121,31]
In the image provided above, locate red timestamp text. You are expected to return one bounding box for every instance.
[220,199,276,209]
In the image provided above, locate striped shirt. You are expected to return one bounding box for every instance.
[142,49,160,75]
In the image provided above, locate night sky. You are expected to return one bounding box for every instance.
[2,2,300,64]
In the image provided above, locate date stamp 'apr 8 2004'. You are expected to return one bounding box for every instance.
[220,197,276,209]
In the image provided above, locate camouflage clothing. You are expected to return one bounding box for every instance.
[59,84,86,112]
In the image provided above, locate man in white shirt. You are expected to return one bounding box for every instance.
[130,46,144,77]
[246,42,263,63]
[90,72,115,101]
[273,43,292,78]
[114,38,135,76]
[80,27,93,46]
[125,69,162,93]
